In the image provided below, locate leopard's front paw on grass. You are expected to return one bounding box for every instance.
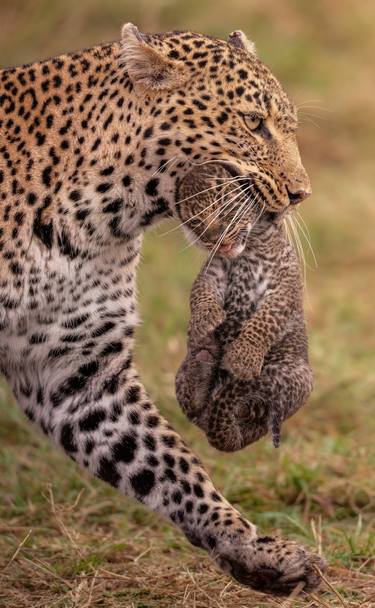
[216,536,326,594]
[223,340,264,381]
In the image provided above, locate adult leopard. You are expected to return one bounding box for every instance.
[0,24,325,593]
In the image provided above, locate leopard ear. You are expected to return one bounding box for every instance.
[121,23,188,92]
[228,30,256,55]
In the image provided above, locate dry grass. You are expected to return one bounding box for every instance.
[1,1,375,606]
[1,477,374,607]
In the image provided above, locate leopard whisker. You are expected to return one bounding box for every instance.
[178,192,249,254]
[198,172,248,183]
[293,214,318,269]
[204,192,256,273]
[219,189,255,224]
[286,215,307,287]
[219,193,262,251]
[151,156,179,177]
[178,186,253,253]
[295,211,314,248]
[224,194,261,240]
[298,115,321,129]
[298,109,327,120]
[200,184,253,229]
[205,205,247,267]
[250,193,264,219]
[174,175,247,206]
[160,180,255,237]
[160,181,240,237]
[296,99,328,110]
[283,217,293,248]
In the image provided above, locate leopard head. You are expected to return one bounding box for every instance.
[121,24,310,246]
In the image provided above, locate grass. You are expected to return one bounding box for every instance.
[1,1,375,606]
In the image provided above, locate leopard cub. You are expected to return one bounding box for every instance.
[176,164,313,451]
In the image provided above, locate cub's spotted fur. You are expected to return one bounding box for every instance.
[0,23,324,593]
[176,164,313,451]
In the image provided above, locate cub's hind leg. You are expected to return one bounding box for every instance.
[175,333,219,422]
[198,370,270,452]
[261,358,313,447]
[200,346,313,452]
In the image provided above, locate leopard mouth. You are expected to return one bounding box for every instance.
[195,226,250,258]
[218,243,246,258]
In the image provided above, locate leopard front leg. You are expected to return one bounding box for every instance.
[188,256,228,346]
[13,346,324,594]
[223,333,266,381]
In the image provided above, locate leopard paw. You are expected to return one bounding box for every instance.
[190,303,225,343]
[196,349,215,365]
[223,340,264,381]
[216,536,326,594]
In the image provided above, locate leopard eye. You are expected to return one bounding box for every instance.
[242,113,264,132]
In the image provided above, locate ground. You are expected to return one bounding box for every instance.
[0,1,374,606]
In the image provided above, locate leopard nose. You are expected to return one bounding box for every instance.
[206,224,223,241]
[287,186,312,205]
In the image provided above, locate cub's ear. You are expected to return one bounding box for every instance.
[228,30,256,55]
[120,23,188,92]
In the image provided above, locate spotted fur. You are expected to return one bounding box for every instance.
[0,24,324,593]
[176,164,313,451]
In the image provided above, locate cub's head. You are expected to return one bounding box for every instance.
[121,24,310,241]
[176,163,268,258]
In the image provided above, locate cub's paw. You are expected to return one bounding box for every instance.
[223,339,264,381]
[190,303,225,342]
[196,349,215,365]
[216,536,326,594]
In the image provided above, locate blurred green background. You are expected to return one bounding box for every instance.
[1,1,374,606]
